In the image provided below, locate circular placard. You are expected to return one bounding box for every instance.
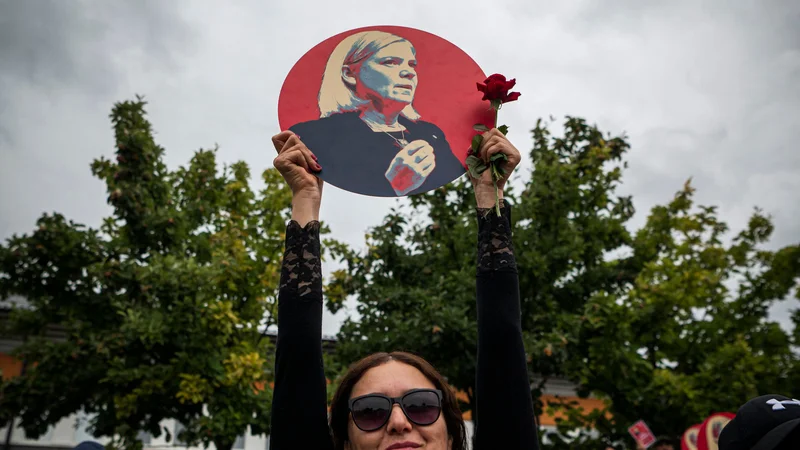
[278,26,494,197]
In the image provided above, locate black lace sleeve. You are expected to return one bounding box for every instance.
[279,220,322,298]
[476,200,517,274]
[270,220,334,450]
[473,200,539,449]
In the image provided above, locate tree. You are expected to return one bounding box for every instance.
[0,97,327,450]
[327,117,800,448]
[547,181,800,448]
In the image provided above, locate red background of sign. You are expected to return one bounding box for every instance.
[278,25,495,165]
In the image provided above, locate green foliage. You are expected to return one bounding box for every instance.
[0,97,324,450]
[328,116,800,448]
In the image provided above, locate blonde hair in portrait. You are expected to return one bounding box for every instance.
[317,30,421,120]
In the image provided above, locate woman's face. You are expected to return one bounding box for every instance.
[352,41,418,107]
[345,361,451,450]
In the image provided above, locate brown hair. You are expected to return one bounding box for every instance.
[329,352,468,450]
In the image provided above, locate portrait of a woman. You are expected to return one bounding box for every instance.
[288,30,466,197]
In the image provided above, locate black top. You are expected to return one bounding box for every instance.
[289,112,466,197]
[269,202,539,449]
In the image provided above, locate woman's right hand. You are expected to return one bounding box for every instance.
[384,139,436,196]
[272,131,322,196]
[272,131,323,225]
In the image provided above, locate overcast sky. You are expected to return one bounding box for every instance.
[1,0,798,335]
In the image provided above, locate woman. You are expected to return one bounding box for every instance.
[269,127,538,449]
[289,31,465,197]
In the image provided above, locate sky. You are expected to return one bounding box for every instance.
[1,0,798,335]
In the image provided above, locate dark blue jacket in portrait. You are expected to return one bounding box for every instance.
[289,112,465,197]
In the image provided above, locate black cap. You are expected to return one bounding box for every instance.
[718,395,800,450]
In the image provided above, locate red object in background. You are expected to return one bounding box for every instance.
[278,25,494,166]
[629,420,657,448]
[696,412,735,450]
[682,424,701,450]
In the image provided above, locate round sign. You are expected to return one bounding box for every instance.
[278,26,493,197]
[696,413,735,450]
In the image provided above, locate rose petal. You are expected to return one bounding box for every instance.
[478,74,520,103]
[486,74,506,83]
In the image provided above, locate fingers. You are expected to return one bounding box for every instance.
[274,144,319,174]
[413,146,434,164]
[273,148,307,173]
[420,159,436,177]
[271,130,295,153]
[277,134,301,154]
[479,130,520,165]
[290,143,321,172]
[478,136,504,165]
[272,131,318,158]
[480,128,505,142]
[271,132,321,172]
[412,147,435,177]
[404,140,429,155]
[484,140,512,163]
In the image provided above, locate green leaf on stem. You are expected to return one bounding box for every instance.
[498,124,509,135]
[465,155,484,170]
[465,155,488,179]
[490,153,508,162]
[471,135,484,152]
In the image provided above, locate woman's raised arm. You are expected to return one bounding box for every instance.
[469,129,539,449]
[268,132,334,450]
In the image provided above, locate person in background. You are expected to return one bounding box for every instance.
[634,436,676,450]
[719,394,800,450]
[652,437,676,450]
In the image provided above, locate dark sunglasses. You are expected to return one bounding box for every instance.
[348,388,443,432]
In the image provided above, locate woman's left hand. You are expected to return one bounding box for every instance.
[469,128,521,206]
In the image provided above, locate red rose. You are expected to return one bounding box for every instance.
[476,74,521,104]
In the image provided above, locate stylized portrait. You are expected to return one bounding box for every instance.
[279,27,492,197]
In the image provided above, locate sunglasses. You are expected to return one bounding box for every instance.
[348,388,443,432]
